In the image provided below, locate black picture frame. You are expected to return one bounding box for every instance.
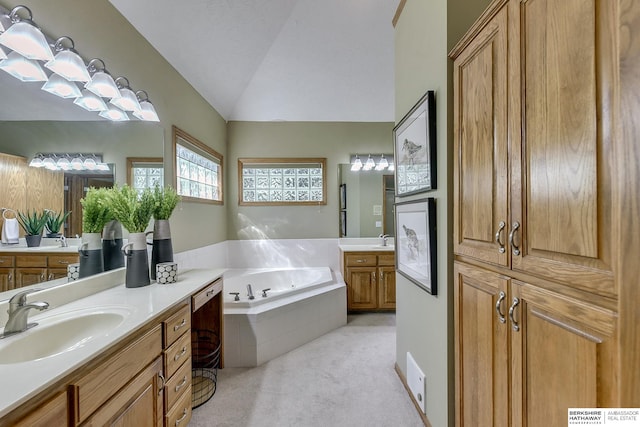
[339,183,347,210]
[393,90,437,196]
[395,197,437,295]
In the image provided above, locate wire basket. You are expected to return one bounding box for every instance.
[191,329,221,408]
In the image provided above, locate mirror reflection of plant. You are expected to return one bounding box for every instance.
[44,210,71,235]
[17,210,48,236]
[108,185,154,233]
[81,188,114,233]
[151,186,181,220]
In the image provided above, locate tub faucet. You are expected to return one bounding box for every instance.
[229,292,240,301]
[247,284,255,300]
[379,234,390,246]
[261,288,271,298]
[2,289,49,338]
[57,236,68,247]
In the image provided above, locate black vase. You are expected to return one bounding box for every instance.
[148,220,174,280]
[122,233,150,288]
[25,234,42,247]
[102,220,124,271]
[79,233,104,278]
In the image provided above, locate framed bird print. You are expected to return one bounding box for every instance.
[395,198,437,295]
[393,90,437,196]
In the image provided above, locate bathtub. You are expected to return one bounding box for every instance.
[222,267,347,367]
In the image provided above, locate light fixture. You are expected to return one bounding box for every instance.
[85,58,120,99]
[56,156,71,170]
[74,89,108,111]
[83,157,97,170]
[99,105,129,121]
[0,50,47,81]
[363,155,376,171]
[70,155,84,170]
[30,153,108,171]
[0,5,53,61]
[110,77,141,112]
[42,155,57,170]
[44,36,90,82]
[133,90,160,122]
[375,154,389,171]
[29,154,44,168]
[351,155,363,171]
[0,46,6,60]
[41,73,82,98]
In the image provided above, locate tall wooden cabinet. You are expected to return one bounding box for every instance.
[450,0,630,425]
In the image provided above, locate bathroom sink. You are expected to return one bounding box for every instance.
[370,245,395,250]
[0,307,130,364]
[26,246,79,252]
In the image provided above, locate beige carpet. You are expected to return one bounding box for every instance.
[190,313,423,427]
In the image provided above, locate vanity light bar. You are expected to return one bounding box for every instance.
[29,153,109,171]
[0,4,160,122]
[350,154,394,172]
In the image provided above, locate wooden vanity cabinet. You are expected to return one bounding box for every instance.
[162,304,192,426]
[13,390,68,427]
[0,253,79,289]
[342,251,396,311]
[0,255,15,292]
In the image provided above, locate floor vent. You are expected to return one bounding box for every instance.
[406,352,426,414]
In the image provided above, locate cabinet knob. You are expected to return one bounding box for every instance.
[173,319,186,331]
[158,372,166,395]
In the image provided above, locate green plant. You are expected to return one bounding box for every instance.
[81,187,114,233]
[44,210,71,235]
[17,210,48,236]
[151,185,181,220]
[108,185,154,233]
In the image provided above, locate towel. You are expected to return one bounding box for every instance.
[1,210,19,244]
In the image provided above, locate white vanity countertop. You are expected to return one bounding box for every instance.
[0,267,225,418]
[339,244,395,252]
[0,238,82,253]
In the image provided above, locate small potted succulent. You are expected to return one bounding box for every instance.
[17,210,48,247]
[148,186,181,280]
[108,185,154,288]
[79,188,113,278]
[44,210,71,238]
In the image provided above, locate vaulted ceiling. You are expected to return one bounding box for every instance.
[108,0,397,122]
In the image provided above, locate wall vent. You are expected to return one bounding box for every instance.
[406,352,426,414]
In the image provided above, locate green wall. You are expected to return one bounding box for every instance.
[0,0,227,252]
[226,121,393,240]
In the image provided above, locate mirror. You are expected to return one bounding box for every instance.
[338,164,395,238]
[0,75,164,285]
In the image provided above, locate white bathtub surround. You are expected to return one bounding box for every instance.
[173,240,229,270]
[223,267,346,367]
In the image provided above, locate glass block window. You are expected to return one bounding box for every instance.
[173,126,223,204]
[127,158,163,194]
[239,158,327,205]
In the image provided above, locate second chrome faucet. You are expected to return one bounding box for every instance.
[2,289,49,338]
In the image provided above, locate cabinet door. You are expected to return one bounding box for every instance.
[14,391,68,427]
[453,6,509,267]
[346,267,377,310]
[0,268,14,292]
[15,268,46,287]
[510,0,616,296]
[377,266,396,310]
[47,268,68,281]
[83,356,164,427]
[454,263,509,427]
[510,281,617,427]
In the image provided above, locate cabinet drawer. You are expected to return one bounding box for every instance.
[345,254,377,267]
[165,388,192,427]
[163,304,190,348]
[378,254,395,266]
[165,357,192,412]
[192,278,222,312]
[73,325,162,423]
[16,255,47,267]
[15,391,68,427]
[47,254,78,267]
[164,331,191,378]
[0,255,15,267]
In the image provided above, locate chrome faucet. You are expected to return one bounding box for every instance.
[247,284,255,300]
[2,289,49,338]
[379,234,390,246]
[57,235,68,247]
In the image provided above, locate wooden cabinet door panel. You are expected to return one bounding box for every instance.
[454,263,509,427]
[510,280,617,427]
[453,6,509,267]
[346,267,377,310]
[511,0,615,296]
[15,268,46,287]
[0,268,14,292]
[378,266,396,309]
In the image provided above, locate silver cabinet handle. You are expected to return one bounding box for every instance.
[509,221,521,256]
[158,372,166,395]
[174,346,187,361]
[57,260,70,265]
[495,291,506,324]
[356,259,365,263]
[175,375,187,392]
[495,221,506,253]
[8,273,12,283]
[40,274,45,281]
[47,273,53,280]
[173,319,186,331]
[175,409,188,426]
[509,297,520,331]
[372,272,376,282]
